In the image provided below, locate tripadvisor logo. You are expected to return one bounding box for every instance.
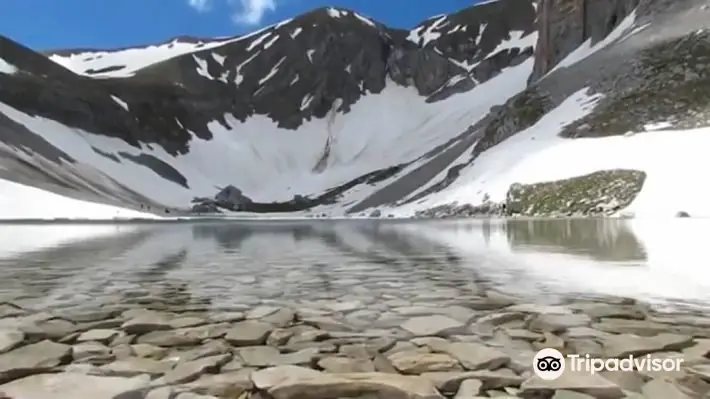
[534,348,565,380]
[533,348,684,380]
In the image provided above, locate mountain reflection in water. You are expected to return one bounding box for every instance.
[0,218,707,312]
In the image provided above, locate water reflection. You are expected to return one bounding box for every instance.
[505,219,647,261]
[0,218,708,312]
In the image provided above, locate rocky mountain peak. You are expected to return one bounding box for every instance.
[0,0,541,160]
[0,0,547,214]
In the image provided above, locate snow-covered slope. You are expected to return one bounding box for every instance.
[1,0,709,220]
[46,37,244,78]
[0,179,158,220]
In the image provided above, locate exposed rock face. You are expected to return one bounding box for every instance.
[530,0,642,82]
[476,0,644,156]
[214,185,253,211]
[505,169,647,217]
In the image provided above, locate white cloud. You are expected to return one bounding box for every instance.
[229,0,277,25]
[188,0,212,12]
[187,0,278,26]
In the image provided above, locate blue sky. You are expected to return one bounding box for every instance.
[1,0,481,51]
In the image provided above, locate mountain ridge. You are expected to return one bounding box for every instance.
[1,0,709,219]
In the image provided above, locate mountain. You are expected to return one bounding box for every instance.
[0,0,708,220]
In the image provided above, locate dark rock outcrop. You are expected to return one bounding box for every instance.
[414,198,507,219]
[214,185,254,211]
[191,185,254,212]
[531,0,641,82]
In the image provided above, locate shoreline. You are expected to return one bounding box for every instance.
[0,292,709,398]
[0,214,701,226]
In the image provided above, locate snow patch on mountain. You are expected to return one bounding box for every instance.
[0,58,18,74]
[47,16,297,79]
[48,38,242,78]
[45,8,379,80]
[0,53,532,214]
[448,30,538,73]
[0,178,157,220]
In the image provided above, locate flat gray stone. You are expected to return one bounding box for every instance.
[570,303,646,320]
[258,307,296,327]
[72,342,112,362]
[267,328,295,346]
[603,333,694,358]
[453,379,483,398]
[135,330,203,347]
[593,319,672,336]
[99,357,172,377]
[0,340,71,383]
[0,330,24,354]
[400,315,465,336]
[300,316,354,332]
[76,328,121,344]
[598,371,646,393]
[250,365,322,390]
[641,379,693,399]
[476,312,527,326]
[236,346,318,367]
[318,356,376,373]
[168,317,207,329]
[171,340,231,362]
[388,350,461,374]
[208,312,245,323]
[528,313,592,333]
[421,369,525,392]
[121,314,172,334]
[0,372,149,398]
[444,342,510,371]
[21,318,76,340]
[225,320,273,346]
[686,364,710,380]
[504,304,571,314]
[520,370,624,399]
[163,353,232,384]
[252,366,445,398]
[418,338,510,372]
[130,343,169,359]
[553,390,597,399]
[0,303,26,318]
[246,306,281,319]
[185,369,253,397]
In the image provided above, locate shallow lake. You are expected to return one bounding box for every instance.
[0,218,707,320]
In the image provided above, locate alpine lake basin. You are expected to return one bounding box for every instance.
[0,218,709,398]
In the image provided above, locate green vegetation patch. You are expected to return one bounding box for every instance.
[475,88,552,155]
[505,169,646,216]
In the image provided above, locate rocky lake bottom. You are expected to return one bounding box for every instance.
[0,219,708,398]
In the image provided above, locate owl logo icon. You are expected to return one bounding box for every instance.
[533,348,565,380]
